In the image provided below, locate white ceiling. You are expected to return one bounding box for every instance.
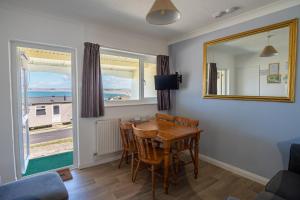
[0,0,290,41]
[209,27,289,55]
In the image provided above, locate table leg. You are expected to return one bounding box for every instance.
[163,141,171,194]
[194,133,200,179]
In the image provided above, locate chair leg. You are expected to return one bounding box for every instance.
[171,156,178,185]
[173,153,179,184]
[189,139,196,166]
[125,151,129,164]
[151,165,156,200]
[189,148,195,166]
[132,159,141,182]
[131,152,134,180]
[118,150,126,169]
[175,152,179,174]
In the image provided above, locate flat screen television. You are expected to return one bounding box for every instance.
[155,74,179,90]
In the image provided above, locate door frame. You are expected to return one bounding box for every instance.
[10,40,79,179]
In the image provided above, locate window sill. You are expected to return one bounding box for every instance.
[104,99,157,108]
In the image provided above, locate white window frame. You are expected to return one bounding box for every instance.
[100,47,157,107]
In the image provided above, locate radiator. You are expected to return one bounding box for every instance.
[95,118,122,156]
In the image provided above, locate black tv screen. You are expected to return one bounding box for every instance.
[155,74,179,90]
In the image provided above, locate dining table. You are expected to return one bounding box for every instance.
[135,119,203,194]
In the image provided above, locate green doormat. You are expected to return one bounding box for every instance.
[23,151,73,176]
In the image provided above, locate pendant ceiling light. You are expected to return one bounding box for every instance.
[146,0,181,25]
[260,35,279,57]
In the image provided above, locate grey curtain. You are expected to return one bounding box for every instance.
[208,63,218,95]
[157,55,170,110]
[81,42,104,117]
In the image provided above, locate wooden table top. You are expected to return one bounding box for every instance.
[135,120,202,141]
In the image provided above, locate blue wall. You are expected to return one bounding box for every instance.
[169,5,300,179]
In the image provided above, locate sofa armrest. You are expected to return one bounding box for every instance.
[266,170,300,200]
[289,143,300,174]
[0,172,68,200]
[255,192,286,200]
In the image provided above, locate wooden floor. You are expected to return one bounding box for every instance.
[64,159,264,200]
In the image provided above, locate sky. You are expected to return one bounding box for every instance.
[29,72,132,90]
[29,72,71,89]
[102,75,132,89]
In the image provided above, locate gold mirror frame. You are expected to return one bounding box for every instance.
[202,19,298,102]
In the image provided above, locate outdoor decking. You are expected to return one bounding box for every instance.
[24,124,74,176]
[24,151,73,176]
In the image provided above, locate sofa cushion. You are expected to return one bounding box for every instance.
[0,172,68,200]
[266,170,300,200]
[255,192,285,200]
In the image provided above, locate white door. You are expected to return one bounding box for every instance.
[52,105,61,123]
[11,41,79,174]
[19,51,30,173]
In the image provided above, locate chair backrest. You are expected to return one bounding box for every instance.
[155,113,175,126]
[174,116,199,128]
[132,125,159,163]
[173,116,199,151]
[120,122,135,151]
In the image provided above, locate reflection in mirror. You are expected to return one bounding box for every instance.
[206,26,289,97]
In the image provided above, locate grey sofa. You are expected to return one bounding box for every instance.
[256,144,300,200]
[0,172,68,200]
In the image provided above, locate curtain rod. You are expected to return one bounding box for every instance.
[99,45,158,57]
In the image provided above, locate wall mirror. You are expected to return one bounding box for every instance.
[203,19,298,102]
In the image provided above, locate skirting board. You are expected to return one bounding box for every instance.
[199,154,269,185]
[79,151,122,169]
[78,152,269,185]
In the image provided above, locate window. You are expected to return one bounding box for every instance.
[53,105,60,115]
[36,105,46,116]
[100,48,157,104]
[144,62,157,98]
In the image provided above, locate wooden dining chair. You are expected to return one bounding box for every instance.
[155,113,175,126]
[132,125,163,200]
[119,122,137,179]
[173,116,199,179]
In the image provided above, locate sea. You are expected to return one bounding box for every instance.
[28,91,72,97]
[28,91,124,100]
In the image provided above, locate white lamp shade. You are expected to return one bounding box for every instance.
[146,0,181,25]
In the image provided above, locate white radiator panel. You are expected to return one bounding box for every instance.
[95,118,122,156]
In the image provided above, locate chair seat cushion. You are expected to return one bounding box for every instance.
[0,172,68,200]
[255,192,286,200]
[266,170,300,200]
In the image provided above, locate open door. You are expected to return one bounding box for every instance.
[11,42,78,177]
[18,50,30,174]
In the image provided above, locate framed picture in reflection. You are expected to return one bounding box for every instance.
[267,74,281,84]
[268,63,281,84]
[269,63,280,75]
